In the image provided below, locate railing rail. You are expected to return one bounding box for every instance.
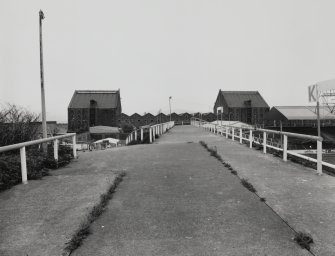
[125,121,175,145]
[0,133,77,184]
[191,117,330,175]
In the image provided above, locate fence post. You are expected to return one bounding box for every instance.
[54,139,59,161]
[232,128,235,141]
[249,130,253,148]
[149,127,152,143]
[141,129,143,141]
[20,146,28,184]
[240,128,242,144]
[263,132,267,154]
[317,140,322,175]
[72,135,77,159]
[226,127,228,138]
[283,135,287,161]
[135,130,138,141]
[152,127,155,141]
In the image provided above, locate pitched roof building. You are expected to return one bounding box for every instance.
[68,90,122,133]
[214,90,269,124]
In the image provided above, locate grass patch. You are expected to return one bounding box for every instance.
[260,197,266,202]
[294,232,314,251]
[199,141,208,149]
[241,178,257,193]
[231,170,237,175]
[64,171,126,254]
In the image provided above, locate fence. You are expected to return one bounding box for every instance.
[191,118,335,175]
[125,121,175,145]
[0,133,77,184]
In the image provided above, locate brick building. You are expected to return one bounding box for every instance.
[214,90,269,124]
[68,90,122,133]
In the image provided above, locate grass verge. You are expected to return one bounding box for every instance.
[63,171,126,255]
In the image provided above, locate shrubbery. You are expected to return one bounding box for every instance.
[0,104,75,192]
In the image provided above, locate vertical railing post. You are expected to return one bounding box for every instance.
[135,130,138,141]
[149,127,152,143]
[232,128,235,141]
[263,132,267,154]
[54,139,59,161]
[226,127,228,138]
[240,128,242,144]
[141,129,143,141]
[317,140,322,175]
[20,146,28,184]
[249,130,253,148]
[72,134,77,159]
[283,135,287,161]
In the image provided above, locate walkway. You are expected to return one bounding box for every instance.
[72,126,308,256]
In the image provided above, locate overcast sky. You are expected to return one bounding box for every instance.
[1,0,335,122]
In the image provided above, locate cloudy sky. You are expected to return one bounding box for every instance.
[1,0,335,122]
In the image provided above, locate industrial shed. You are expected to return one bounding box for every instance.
[68,90,122,133]
[264,106,335,128]
[214,90,269,124]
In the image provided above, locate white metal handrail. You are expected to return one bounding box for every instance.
[191,117,332,175]
[0,133,77,184]
[125,121,175,145]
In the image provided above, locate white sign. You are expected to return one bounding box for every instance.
[308,84,318,102]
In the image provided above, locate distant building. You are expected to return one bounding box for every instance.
[68,90,122,133]
[264,106,335,128]
[213,90,269,124]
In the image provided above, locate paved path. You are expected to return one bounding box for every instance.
[72,126,308,256]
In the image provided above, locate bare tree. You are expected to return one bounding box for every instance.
[0,104,40,146]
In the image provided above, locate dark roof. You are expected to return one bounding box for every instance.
[220,91,269,108]
[68,90,120,109]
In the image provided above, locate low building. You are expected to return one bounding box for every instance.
[214,90,269,124]
[264,106,335,128]
[68,90,122,133]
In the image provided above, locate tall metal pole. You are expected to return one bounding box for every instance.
[39,10,47,152]
[317,99,321,137]
[169,96,172,122]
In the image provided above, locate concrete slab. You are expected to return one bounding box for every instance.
[176,125,335,256]
[0,154,119,256]
[72,128,308,256]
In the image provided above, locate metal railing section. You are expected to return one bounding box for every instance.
[125,121,175,145]
[191,117,333,175]
[0,133,77,184]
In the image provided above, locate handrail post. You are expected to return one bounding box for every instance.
[72,135,77,159]
[149,127,152,143]
[20,146,28,184]
[317,140,322,175]
[240,128,242,144]
[141,128,143,141]
[232,128,235,141]
[226,127,228,138]
[53,139,59,161]
[135,130,138,141]
[283,135,287,161]
[249,130,253,148]
[263,131,267,154]
[153,126,156,141]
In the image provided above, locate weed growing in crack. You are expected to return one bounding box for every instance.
[294,232,314,251]
[64,171,126,254]
[241,178,257,193]
[199,141,208,149]
[231,170,237,175]
[260,197,266,202]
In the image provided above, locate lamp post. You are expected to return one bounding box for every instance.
[169,96,172,122]
[39,10,47,153]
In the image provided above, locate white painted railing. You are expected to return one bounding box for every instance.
[125,121,175,145]
[191,118,332,175]
[0,133,77,184]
